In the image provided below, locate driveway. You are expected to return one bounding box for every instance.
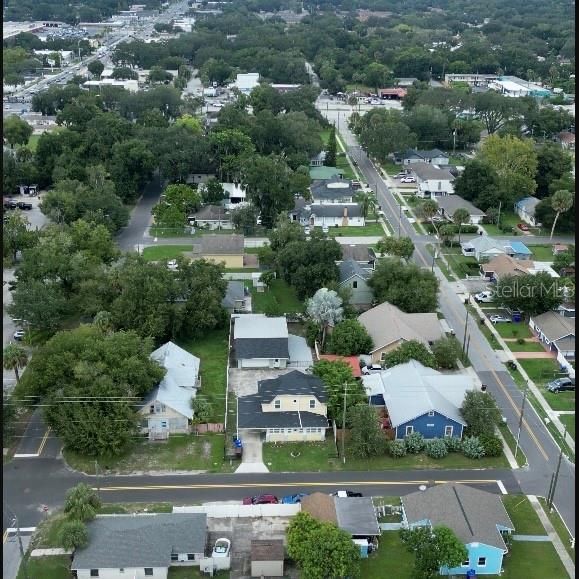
[228,368,296,397]
[235,431,268,474]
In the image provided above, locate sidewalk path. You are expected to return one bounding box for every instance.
[512,351,558,359]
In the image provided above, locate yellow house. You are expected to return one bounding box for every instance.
[193,233,244,268]
[237,370,329,442]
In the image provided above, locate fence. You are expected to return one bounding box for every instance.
[194,423,224,434]
[173,504,301,518]
[243,238,269,248]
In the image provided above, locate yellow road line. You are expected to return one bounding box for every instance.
[94,479,500,492]
[3,529,8,544]
[36,427,51,456]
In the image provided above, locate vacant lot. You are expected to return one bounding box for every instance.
[142,245,192,261]
[249,279,304,314]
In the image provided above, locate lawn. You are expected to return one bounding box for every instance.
[481,211,520,236]
[262,439,509,472]
[501,541,568,579]
[98,502,173,514]
[538,497,576,562]
[327,223,385,237]
[559,414,575,439]
[16,555,70,579]
[501,495,545,534]
[494,323,533,340]
[149,226,196,238]
[527,244,556,261]
[360,532,414,578]
[249,279,304,314]
[541,388,575,412]
[379,159,400,176]
[442,249,480,278]
[335,152,357,180]
[518,358,563,385]
[142,244,192,261]
[506,340,548,352]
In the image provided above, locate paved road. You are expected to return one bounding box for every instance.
[322,106,575,536]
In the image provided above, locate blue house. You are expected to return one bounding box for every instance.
[402,483,515,576]
[361,360,476,439]
[505,240,533,261]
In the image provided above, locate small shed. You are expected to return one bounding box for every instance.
[252,271,266,292]
[251,539,284,577]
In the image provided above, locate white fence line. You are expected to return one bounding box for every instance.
[173,504,301,518]
[223,272,254,280]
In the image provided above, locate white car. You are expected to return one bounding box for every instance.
[370,99,381,105]
[13,330,26,341]
[167,259,178,270]
[212,538,231,558]
[394,172,407,179]
[400,177,416,183]
[475,291,494,303]
[490,314,511,324]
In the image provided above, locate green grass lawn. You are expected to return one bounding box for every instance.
[518,358,563,385]
[494,323,533,340]
[541,388,575,412]
[326,223,385,237]
[559,414,575,439]
[98,502,173,514]
[262,439,509,472]
[527,244,555,261]
[142,245,192,261]
[501,541,568,579]
[442,250,480,278]
[361,532,414,578]
[482,211,520,236]
[379,159,400,176]
[335,153,357,180]
[149,226,196,238]
[502,495,545,534]
[16,555,70,579]
[249,279,304,314]
[506,340,548,352]
[538,497,576,562]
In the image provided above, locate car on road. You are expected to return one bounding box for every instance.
[400,177,416,183]
[281,493,308,504]
[212,538,231,558]
[17,202,32,210]
[4,200,17,210]
[242,494,279,505]
[517,223,530,231]
[546,377,575,393]
[489,314,511,324]
[331,490,363,498]
[13,330,26,341]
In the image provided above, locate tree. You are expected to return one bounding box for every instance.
[325,124,337,167]
[401,525,468,579]
[496,272,563,316]
[3,210,36,262]
[152,184,201,229]
[549,190,574,240]
[364,62,391,94]
[348,404,387,459]
[201,178,225,204]
[59,521,89,550]
[368,259,439,313]
[355,190,377,220]
[473,91,521,134]
[231,205,259,236]
[460,390,502,437]
[419,199,440,236]
[453,160,500,210]
[383,340,436,369]
[111,67,138,80]
[553,246,575,272]
[306,288,344,350]
[376,236,415,261]
[328,319,373,356]
[87,59,104,78]
[3,343,28,383]
[287,512,361,579]
[3,115,32,148]
[268,219,306,252]
[438,224,456,247]
[431,337,461,370]
[191,397,212,424]
[148,66,173,84]
[535,144,573,199]
[63,483,102,522]
[452,208,471,245]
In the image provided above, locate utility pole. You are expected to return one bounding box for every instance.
[547,425,567,509]
[341,383,348,465]
[398,203,402,238]
[497,200,502,230]
[462,298,470,357]
[464,334,471,363]
[14,516,28,579]
[452,129,457,155]
[514,389,528,460]
[95,460,101,499]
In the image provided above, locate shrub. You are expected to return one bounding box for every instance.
[462,436,486,459]
[404,432,425,454]
[444,436,463,453]
[425,438,448,459]
[388,439,407,458]
[59,520,89,550]
[305,321,320,347]
[517,338,525,345]
[479,434,503,457]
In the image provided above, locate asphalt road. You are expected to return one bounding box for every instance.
[322,106,575,536]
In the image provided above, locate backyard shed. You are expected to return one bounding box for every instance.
[251,539,285,577]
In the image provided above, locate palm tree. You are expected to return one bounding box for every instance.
[420,199,440,236]
[549,190,574,241]
[3,343,28,383]
[452,208,471,246]
[64,483,101,522]
[355,191,377,220]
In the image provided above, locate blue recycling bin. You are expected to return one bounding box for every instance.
[512,311,522,323]
[466,569,476,578]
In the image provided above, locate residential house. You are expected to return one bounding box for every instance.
[338,259,374,308]
[310,151,327,167]
[309,166,343,180]
[505,240,533,260]
[362,360,475,439]
[514,197,542,227]
[358,302,444,364]
[188,205,233,230]
[221,281,251,314]
[290,198,365,228]
[220,183,248,209]
[435,195,485,225]
[338,244,374,267]
[310,179,356,204]
[139,342,200,439]
[557,131,575,151]
[232,314,289,369]
[553,244,570,256]
[394,149,450,166]
[461,236,532,262]
[237,371,329,441]
[186,173,217,185]
[410,164,455,198]
[251,540,285,577]
[480,255,530,281]
[402,483,514,575]
[529,311,575,359]
[72,513,207,579]
[557,302,575,318]
[192,234,244,268]
[318,355,362,377]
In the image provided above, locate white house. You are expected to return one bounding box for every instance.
[310,179,356,204]
[529,311,575,360]
[394,149,450,166]
[232,72,260,94]
[290,199,365,227]
[83,79,139,92]
[233,314,289,369]
[139,342,200,439]
[411,164,455,198]
[514,197,542,227]
[220,182,248,209]
[435,195,485,225]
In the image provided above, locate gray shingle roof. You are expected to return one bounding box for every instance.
[310,204,362,218]
[401,148,448,160]
[515,196,541,215]
[198,234,244,254]
[310,179,355,200]
[72,514,207,570]
[411,164,455,181]
[532,311,575,342]
[339,259,372,283]
[237,396,329,429]
[335,497,381,536]
[435,195,485,217]
[222,281,246,309]
[402,483,514,550]
[234,338,290,360]
[257,370,327,402]
[340,244,372,262]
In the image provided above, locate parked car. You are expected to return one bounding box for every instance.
[281,493,308,504]
[517,223,530,232]
[13,330,26,341]
[475,291,494,303]
[361,364,382,375]
[332,490,363,498]
[304,226,310,236]
[394,172,408,179]
[167,259,178,270]
[489,314,511,324]
[212,538,231,558]
[3,200,17,210]
[546,377,575,393]
[242,494,279,505]
[400,177,416,183]
[17,202,32,210]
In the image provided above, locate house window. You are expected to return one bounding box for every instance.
[149,405,155,414]
[161,421,168,428]
[274,400,281,409]
[145,569,154,577]
[90,571,99,578]
[353,281,358,289]
[187,554,196,561]
[427,424,434,427]
[309,399,316,409]
[428,411,434,417]
[444,425,454,437]
[477,557,486,567]
[405,426,414,436]
[461,560,470,567]
[171,554,178,561]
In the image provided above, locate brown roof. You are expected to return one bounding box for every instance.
[558,131,575,143]
[340,244,372,262]
[300,493,337,524]
[197,234,244,255]
[251,540,284,561]
[480,255,530,277]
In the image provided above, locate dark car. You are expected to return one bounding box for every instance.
[17,202,32,210]
[3,200,17,210]
[546,377,575,393]
[242,494,278,505]
[281,493,308,504]
[331,490,363,498]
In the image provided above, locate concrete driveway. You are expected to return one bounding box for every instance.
[228,368,296,397]
[235,431,268,474]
